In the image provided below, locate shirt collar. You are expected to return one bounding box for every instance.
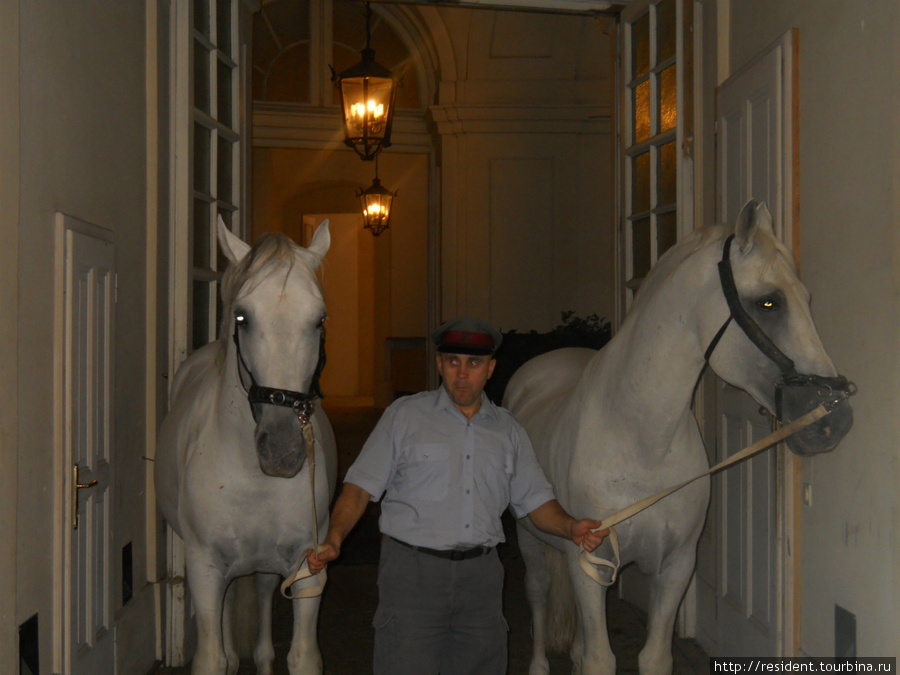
[434,385,500,422]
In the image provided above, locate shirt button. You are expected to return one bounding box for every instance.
[465,524,470,528]
[466,489,470,494]
[466,455,471,459]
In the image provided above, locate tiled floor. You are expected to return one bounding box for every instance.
[152,407,709,674]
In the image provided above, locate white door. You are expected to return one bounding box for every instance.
[63,227,116,675]
[701,30,798,657]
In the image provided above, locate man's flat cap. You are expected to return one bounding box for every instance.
[432,316,502,356]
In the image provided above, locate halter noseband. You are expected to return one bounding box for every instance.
[232,322,326,425]
[704,234,854,417]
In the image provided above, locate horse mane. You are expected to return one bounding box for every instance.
[630,224,727,308]
[218,232,322,338]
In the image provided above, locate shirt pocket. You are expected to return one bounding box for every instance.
[400,443,451,501]
[478,446,514,512]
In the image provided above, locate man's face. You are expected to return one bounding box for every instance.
[436,352,496,414]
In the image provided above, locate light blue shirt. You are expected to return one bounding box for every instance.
[345,387,556,549]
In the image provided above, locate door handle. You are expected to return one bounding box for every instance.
[73,464,98,530]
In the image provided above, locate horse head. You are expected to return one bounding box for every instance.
[704,200,853,456]
[218,218,331,477]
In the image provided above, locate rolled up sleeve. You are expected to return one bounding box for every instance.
[507,423,556,518]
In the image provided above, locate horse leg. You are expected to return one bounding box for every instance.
[518,523,552,675]
[638,546,697,675]
[185,550,233,675]
[286,576,324,675]
[221,579,240,672]
[566,550,615,675]
[252,573,279,675]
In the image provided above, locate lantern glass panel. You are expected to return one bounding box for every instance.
[341,76,393,141]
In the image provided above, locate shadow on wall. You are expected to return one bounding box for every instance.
[485,312,611,405]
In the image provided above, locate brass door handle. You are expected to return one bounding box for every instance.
[73,464,98,530]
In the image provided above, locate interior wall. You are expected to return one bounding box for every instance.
[726,0,899,657]
[14,2,154,671]
[0,1,20,672]
[431,8,617,333]
[252,146,429,406]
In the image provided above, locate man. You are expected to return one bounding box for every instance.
[308,316,606,674]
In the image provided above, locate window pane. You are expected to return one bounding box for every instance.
[633,151,650,213]
[657,211,677,259]
[217,136,233,205]
[217,59,233,129]
[659,65,677,133]
[632,12,649,78]
[632,218,651,280]
[216,0,233,58]
[194,123,211,194]
[633,80,650,143]
[217,211,232,272]
[657,0,676,63]
[194,41,211,114]
[266,44,311,102]
[194,0,210,39]
[658,141,677,207]
[192,280,212,351]
[193,200,212,270]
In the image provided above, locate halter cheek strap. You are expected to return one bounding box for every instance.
[232,323,326,424]
[704,234,797,376]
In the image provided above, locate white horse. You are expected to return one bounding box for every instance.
[155,220,337,674]
[504,200,854,674]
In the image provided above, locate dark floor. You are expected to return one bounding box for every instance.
[154,407,709,674]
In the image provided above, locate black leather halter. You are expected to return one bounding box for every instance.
[704,234,854,418]
[232,322,326,425]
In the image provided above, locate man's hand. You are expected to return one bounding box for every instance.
[570,519,608,552]
[308,541,340,575]
[305,482,373,575]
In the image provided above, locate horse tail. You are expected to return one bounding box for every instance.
[544,545,577,653]
[230,575,259,659]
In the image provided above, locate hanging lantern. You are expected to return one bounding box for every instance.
[333,2,397,161]
[358,173,396,237]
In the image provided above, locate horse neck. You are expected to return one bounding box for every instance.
[589,247,719,453]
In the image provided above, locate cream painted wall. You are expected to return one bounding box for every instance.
[0,2,20,672]
[431,7,617,332]
[726,0,899,657]
[252,146,429,405]
[12,1,156,671]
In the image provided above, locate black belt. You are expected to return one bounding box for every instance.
[391,537,493,561]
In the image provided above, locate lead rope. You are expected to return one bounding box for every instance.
[280,419,327,600]
[578,402,833,587]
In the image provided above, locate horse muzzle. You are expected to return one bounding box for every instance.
[776,374,855,456]
[254,405,309,478]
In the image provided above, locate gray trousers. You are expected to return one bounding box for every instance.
[373,536,508,675]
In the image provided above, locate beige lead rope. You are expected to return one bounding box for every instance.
[280,421,327,600]
[579,403,833,587]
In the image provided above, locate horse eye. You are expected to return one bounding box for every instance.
[318,315,327,328]
[235,313,248,327]
[756,297,779,312]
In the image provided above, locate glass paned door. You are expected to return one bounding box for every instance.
[621,0,693,308]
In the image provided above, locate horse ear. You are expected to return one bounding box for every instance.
[217,216,251,264]
[734,199,773,253]
[307,219,331,263]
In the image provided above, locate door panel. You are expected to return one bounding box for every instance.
[65,228,116,675]
[696,29,797,657]
[717,382,777,656]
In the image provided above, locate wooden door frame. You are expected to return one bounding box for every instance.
[711,28,800,656]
